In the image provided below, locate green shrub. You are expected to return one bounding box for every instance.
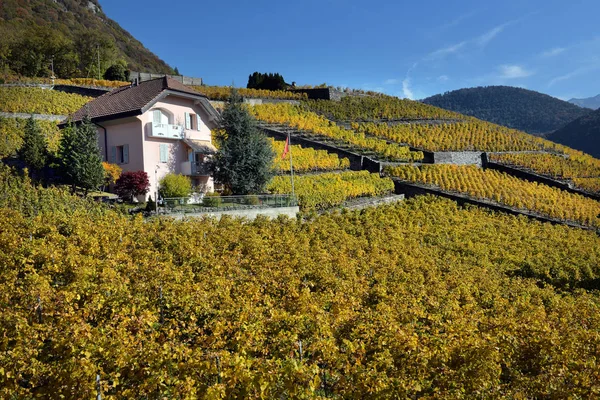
[159,173,192,198]
[202,192,221,207]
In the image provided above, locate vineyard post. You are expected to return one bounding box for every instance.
[298,340,303,362]
[288,132,296,201]
[96,373,102,400]
[36,295,42,324]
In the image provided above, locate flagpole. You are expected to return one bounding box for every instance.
[288,132,295,202]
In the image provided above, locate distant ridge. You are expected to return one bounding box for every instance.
[569,94,600,110]
[422,86,591,136]
[548,108,600,158]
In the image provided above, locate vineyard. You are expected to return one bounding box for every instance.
[268,170,394,209]
[0,87,92,115]
[353,120,564,152]
[3,77,130,88]
[192,86,307,101]
[0,116,61,158]
[305,95,462,121]
[385,164,600,227]
[270,138,350,173]
[250,103,424,162]
[2,166,600,398]
[489,152,600,193]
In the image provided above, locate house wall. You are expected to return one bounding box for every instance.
[141,95,215,199]
[98,117,145,173]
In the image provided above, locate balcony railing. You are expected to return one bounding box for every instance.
[181,161,211,176]
[150,123,184,139]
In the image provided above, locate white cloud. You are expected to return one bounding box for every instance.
[437,75,449,82]
[541,47,566,57]
[498,65,534,79]
[402,78,414,100]
[548,65,600,87]
[428,41,467,59]
[384,78,400,85]
[476,22,513,47]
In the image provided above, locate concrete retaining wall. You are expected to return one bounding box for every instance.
[0,112,66,122]
[290,88,344,101]
[433,151,487,167]
[166,206,299,220]
[130,71,203,86]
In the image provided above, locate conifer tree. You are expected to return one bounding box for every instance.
[19,116,47,172]
[58,115,104,194]
[212,89,275,194]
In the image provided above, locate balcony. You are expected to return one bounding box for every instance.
[150,123,184,139]
[181,161,211,176]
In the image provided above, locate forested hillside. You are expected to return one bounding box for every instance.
[0,0,174,79]
[548,108,600,158]
[422,86,591,135]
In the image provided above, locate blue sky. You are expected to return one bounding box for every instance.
[101,0,600,100]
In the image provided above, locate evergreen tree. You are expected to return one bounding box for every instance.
[19,116,47,172]
[212,89,275,194]
[58,115,104,194]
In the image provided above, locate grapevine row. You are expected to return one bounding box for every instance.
[354,120,564,152]
[270,138,350,173]
[385,164,600,227]
[250,103,424,162]
[268,170,394,209]
[192,86,307,100]
[0,87,92,115]
[304,95,462,121]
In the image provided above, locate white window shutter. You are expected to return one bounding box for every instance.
[185,112,191,129]
[110,146,116,163]
[196,114,201,131]
[123,144,129,164]
[160,144,168,163]
[153,110,161,124]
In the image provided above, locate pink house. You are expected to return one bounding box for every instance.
[66,77,220,200]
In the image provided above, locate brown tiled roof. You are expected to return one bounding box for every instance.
[67,76,207,123]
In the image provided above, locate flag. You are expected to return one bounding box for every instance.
[281,136,290,159]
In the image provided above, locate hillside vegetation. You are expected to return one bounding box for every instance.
[548,108,600,159]
[2,166,600,397]
[422,86,591,135]
[0,0,174,78]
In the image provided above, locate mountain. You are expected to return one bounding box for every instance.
[422,86,591,136]
[548,108,600,158]
[0,0,174,79]
[569,94,600,110]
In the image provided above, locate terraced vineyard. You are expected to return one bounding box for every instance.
[353,120,562,152]
[193,86,307,100]
[490,152,600,193]
[0,87,92,115]
[251,103,424,162]
[385,164,600,227]
[268,170,394,209]
[270,138,350,173]
[305,95,462,121]
[2,166,600,398]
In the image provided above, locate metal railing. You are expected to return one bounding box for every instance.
[162,194,297,213]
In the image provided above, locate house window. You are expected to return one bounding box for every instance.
[159,144,169,163]
[110,144,129,164]
[185,112,199,130]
